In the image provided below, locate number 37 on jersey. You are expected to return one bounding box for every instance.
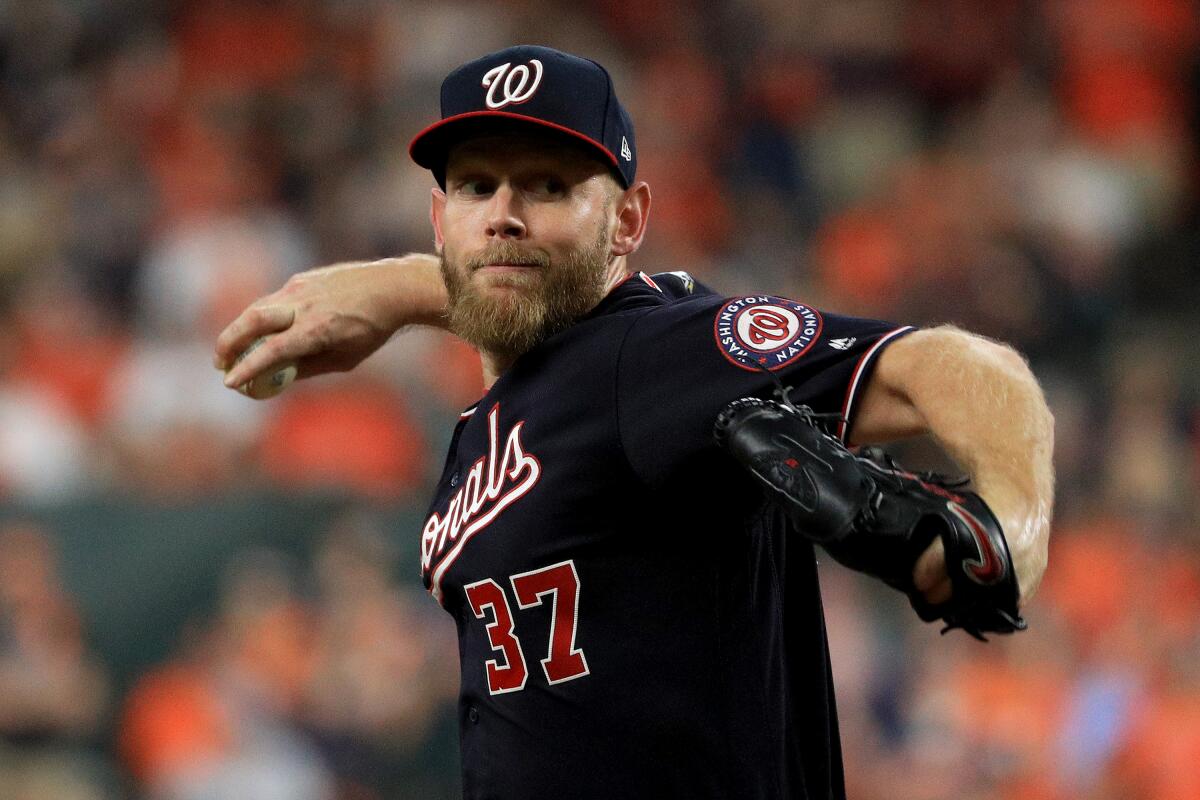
[464,560,590,695]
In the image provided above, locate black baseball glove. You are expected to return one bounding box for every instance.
[713,396,1026,641]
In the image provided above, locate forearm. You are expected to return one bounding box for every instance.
[343,252,449,331]
[891,328,1055,601]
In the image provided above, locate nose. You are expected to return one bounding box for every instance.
[485,184,527,240]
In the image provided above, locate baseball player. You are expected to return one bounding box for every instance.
[215,46,1054,799]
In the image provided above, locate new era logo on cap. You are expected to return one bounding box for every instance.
[410,45,638,189]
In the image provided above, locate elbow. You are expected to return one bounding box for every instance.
[934,326,1054,425]
[929,324,1031,373]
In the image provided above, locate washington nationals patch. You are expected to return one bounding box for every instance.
[713,296,823,371]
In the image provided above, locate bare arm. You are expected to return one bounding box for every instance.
[850,326,1055,605]
[215,253,448,390]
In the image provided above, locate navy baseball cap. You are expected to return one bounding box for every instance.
[409,45,637,189]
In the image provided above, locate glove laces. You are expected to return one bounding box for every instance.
[752,359,846,435]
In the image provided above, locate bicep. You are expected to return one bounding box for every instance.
[847,326,1031,446]
[847,329,934,446]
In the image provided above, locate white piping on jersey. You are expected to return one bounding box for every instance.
[837,326,915,443]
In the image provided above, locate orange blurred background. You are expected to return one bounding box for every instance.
[0,1,1197,798]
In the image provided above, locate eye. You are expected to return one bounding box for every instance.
[456,178,494,197]
[526,176,566,198]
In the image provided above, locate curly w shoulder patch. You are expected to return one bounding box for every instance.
[712,296,823,371]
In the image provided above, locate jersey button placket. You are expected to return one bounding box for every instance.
[468,706,480,724]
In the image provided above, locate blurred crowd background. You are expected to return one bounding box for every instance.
[0,0,1197,798]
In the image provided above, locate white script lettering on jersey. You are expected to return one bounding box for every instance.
[422,403,542,602]
[482,59,544,109]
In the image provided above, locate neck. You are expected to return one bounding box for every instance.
[604,254,629,293]
[481,352,514,389]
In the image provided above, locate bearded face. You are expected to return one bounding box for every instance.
[439,221,611,358]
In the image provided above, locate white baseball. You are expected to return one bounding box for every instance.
[230,336,297,400]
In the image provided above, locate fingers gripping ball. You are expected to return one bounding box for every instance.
[228,336,298,399]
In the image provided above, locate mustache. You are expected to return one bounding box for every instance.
[465,242,551,271]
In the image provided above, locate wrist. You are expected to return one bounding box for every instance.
[971,477,1050,603]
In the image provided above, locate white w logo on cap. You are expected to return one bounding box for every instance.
[482,59,544,109]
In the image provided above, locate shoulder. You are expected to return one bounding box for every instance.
[626,292,824,366]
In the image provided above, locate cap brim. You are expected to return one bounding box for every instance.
[409,111,623,185]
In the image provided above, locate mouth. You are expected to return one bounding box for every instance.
[475,263,542,275]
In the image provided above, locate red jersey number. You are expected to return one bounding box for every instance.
[464,560,589,695]
[511,561,590,685]
[464,578,528,694]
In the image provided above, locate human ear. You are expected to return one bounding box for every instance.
[611,181,651,257]
[430,187,447,254]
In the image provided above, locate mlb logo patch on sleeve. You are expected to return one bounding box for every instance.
[713,296,823,371]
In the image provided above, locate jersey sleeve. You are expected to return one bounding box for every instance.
[615,293,914,487]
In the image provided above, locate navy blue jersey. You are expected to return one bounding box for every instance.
[420,273,914,799]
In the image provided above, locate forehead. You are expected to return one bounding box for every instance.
[445,132,610,177]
